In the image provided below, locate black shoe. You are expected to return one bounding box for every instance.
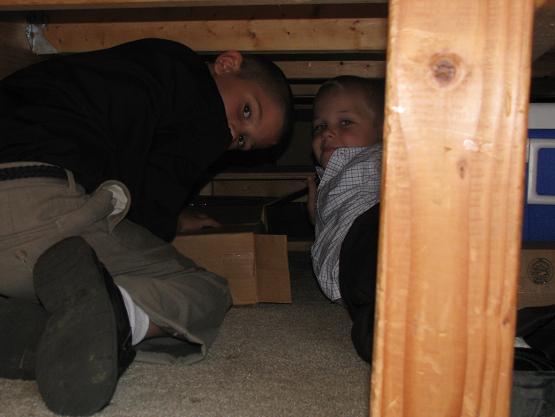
[511,348,555,417]
[0,297,47,380]
[350,304,373,364]
[511,371,555,417]
[33,236,136,416]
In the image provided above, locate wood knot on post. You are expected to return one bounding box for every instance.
[430,53,462,87]
[456,159,467,179]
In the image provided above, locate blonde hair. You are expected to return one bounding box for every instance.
[314,75,385,128]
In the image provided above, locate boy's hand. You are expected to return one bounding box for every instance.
[307,174,317,225]
[177,208,222,233]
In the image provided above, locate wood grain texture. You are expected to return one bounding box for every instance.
[0,0,387,11]
[277,60,385,79]
[371,1,534,416]
[37,17,386,53]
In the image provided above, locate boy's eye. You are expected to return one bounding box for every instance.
[238,135,246,148]
[242,104,251,120]
[312,123,326,136]
[340,119,353,127]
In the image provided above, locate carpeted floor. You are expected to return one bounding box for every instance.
[0,251,370,417]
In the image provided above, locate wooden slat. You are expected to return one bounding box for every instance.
[371,1,533,417]
[209,171,313,180]
[0,0,552,61]
[0,0,387,11]
[210,179,307,197]
[37,17,386,53]
[291,84,322,96]
[532,0,555,60]
[277,60,385,79]
[41,4,387,20]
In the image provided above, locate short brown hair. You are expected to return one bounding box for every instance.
[237,56,294,143]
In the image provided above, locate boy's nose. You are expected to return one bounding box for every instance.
[228,124,236,140]
[323,126,336,139]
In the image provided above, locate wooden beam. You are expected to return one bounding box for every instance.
[40,4,387,20]
[0,0,387,12]
[277,60,385,79]
[371,1,533,417]
[36,17,386,53]
[532,0,555,60]
[290,84,320,97]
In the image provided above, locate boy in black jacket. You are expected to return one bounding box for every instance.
[0,38,292,415]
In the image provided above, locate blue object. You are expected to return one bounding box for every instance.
[523,129,555,241]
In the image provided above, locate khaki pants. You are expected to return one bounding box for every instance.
[0,163,232,364]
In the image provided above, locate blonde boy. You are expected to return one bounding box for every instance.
[309,75,384,362]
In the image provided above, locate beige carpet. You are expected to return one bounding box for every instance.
[0,252,370,417]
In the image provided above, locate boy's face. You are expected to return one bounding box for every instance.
[211,52,285,151]
[312,88,380,168]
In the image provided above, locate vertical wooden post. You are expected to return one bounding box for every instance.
[371,1,535,417]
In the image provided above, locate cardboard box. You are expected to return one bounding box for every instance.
[172,190,312,305]
[173,232,291,305]
[519,243,555,308]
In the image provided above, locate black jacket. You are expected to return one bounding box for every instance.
[0,38,231,241]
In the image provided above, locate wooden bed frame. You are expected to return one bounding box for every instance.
[1,1,554,416]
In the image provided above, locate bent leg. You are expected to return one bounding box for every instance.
[82,219,232,363]
[0,169,231,364]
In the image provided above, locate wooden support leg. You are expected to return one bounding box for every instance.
[371,1,535,416]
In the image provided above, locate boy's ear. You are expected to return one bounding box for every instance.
[213,51,243,75]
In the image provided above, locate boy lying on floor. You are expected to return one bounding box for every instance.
[308,75,384,363]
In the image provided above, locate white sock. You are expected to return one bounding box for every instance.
[514,336,531,349]
[117,285,150,346]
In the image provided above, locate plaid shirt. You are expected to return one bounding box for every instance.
[311,144,382,301]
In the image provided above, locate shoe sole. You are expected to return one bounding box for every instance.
[34,237,119,416]
[512,370,555,417]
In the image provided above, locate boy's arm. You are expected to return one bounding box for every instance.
[177,208,222,233]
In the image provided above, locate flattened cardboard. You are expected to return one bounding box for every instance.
[519,242,555,308]
[172,232,291,305]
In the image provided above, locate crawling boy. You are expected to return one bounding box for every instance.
[309,75,384,363]
[0,38,293,415]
